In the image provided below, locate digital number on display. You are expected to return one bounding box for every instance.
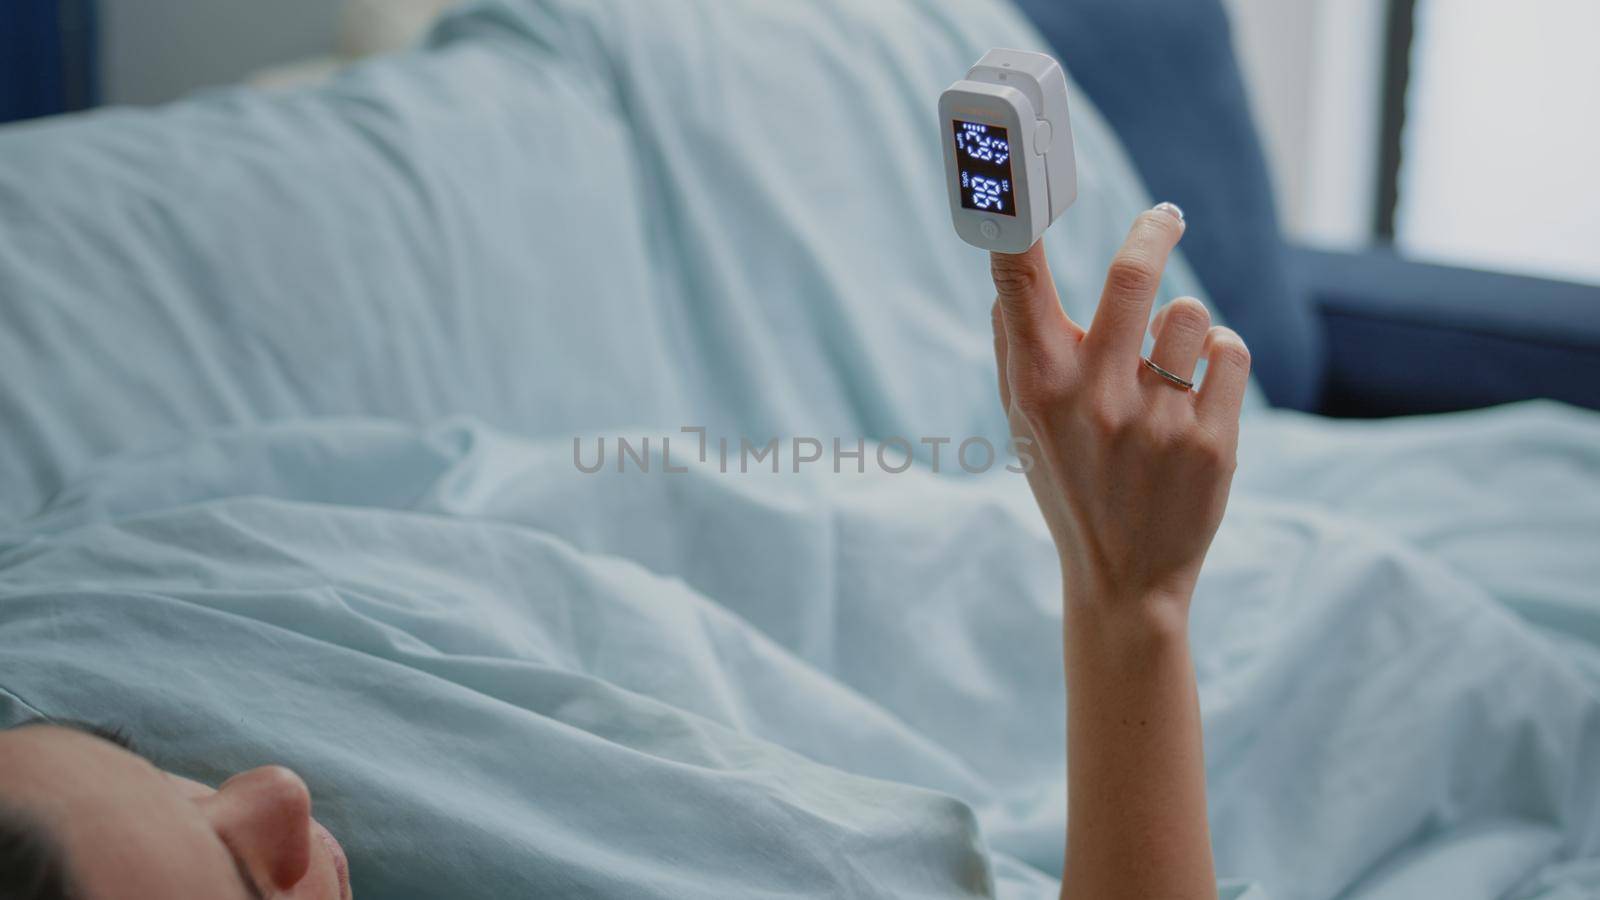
[953,121,1016,217]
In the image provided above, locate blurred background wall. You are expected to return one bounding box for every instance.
[98,0,339,106]
[1226,0,1386,251]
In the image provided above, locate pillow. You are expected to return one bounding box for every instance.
[0,32,667,522]
[0,0,1217,524]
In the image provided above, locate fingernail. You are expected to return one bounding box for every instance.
[1152,201,1185,225]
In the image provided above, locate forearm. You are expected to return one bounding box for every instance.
[983,211,1239,900]
[1061,579,1216,900]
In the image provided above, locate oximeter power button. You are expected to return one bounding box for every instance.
[1033,120,1053,155]
[979,220,1000,240]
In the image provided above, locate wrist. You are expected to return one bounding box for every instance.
[1062,593,1192,677]
[1061,566,1194,643]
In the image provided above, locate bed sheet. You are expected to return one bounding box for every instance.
[2,400,1597,898]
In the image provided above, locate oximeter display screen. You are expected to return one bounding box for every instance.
[953,121,1016,217]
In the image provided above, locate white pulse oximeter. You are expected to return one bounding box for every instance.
[939,49,1077,253]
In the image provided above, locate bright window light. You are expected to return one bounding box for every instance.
[1398,0,1600,285]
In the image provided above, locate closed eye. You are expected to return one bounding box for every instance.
[16,716,270,896]
[19,717,140,754]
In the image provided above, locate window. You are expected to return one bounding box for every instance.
[1393,0,1600,285]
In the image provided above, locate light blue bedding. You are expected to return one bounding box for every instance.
[0,0,1597,897]
[2,405,1599,899]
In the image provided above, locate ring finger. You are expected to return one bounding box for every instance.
[1144,297,1211,388]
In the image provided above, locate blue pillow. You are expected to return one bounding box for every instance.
[1012,0,1326,411]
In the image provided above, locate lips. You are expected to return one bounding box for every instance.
[315,824,352,899]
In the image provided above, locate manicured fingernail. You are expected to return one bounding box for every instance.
[1153,201,1185,224]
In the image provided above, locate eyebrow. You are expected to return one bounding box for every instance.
[16,717,143,755]
[46,718,139,752]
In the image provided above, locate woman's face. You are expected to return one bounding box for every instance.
[0,723,350,899]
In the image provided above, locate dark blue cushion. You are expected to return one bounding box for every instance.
[0,0,97,124]
[1012,0,1325,410]
[1294,247,1600,416]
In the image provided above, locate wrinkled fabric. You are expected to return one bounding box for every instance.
[2,401,1598,898]
[0,0,1216,526]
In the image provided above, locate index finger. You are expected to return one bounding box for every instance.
[989,242,1086,354]
[1085,204,1186,365]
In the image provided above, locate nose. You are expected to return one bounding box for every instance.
[200,765,314,891]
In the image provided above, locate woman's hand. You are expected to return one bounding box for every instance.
[990,203,1250,621]
[990,204,1245,900]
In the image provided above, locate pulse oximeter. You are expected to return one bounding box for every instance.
[939,49,1077,253]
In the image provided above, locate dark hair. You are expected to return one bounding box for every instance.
[0,719,118,900]
[0,805,75,900]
